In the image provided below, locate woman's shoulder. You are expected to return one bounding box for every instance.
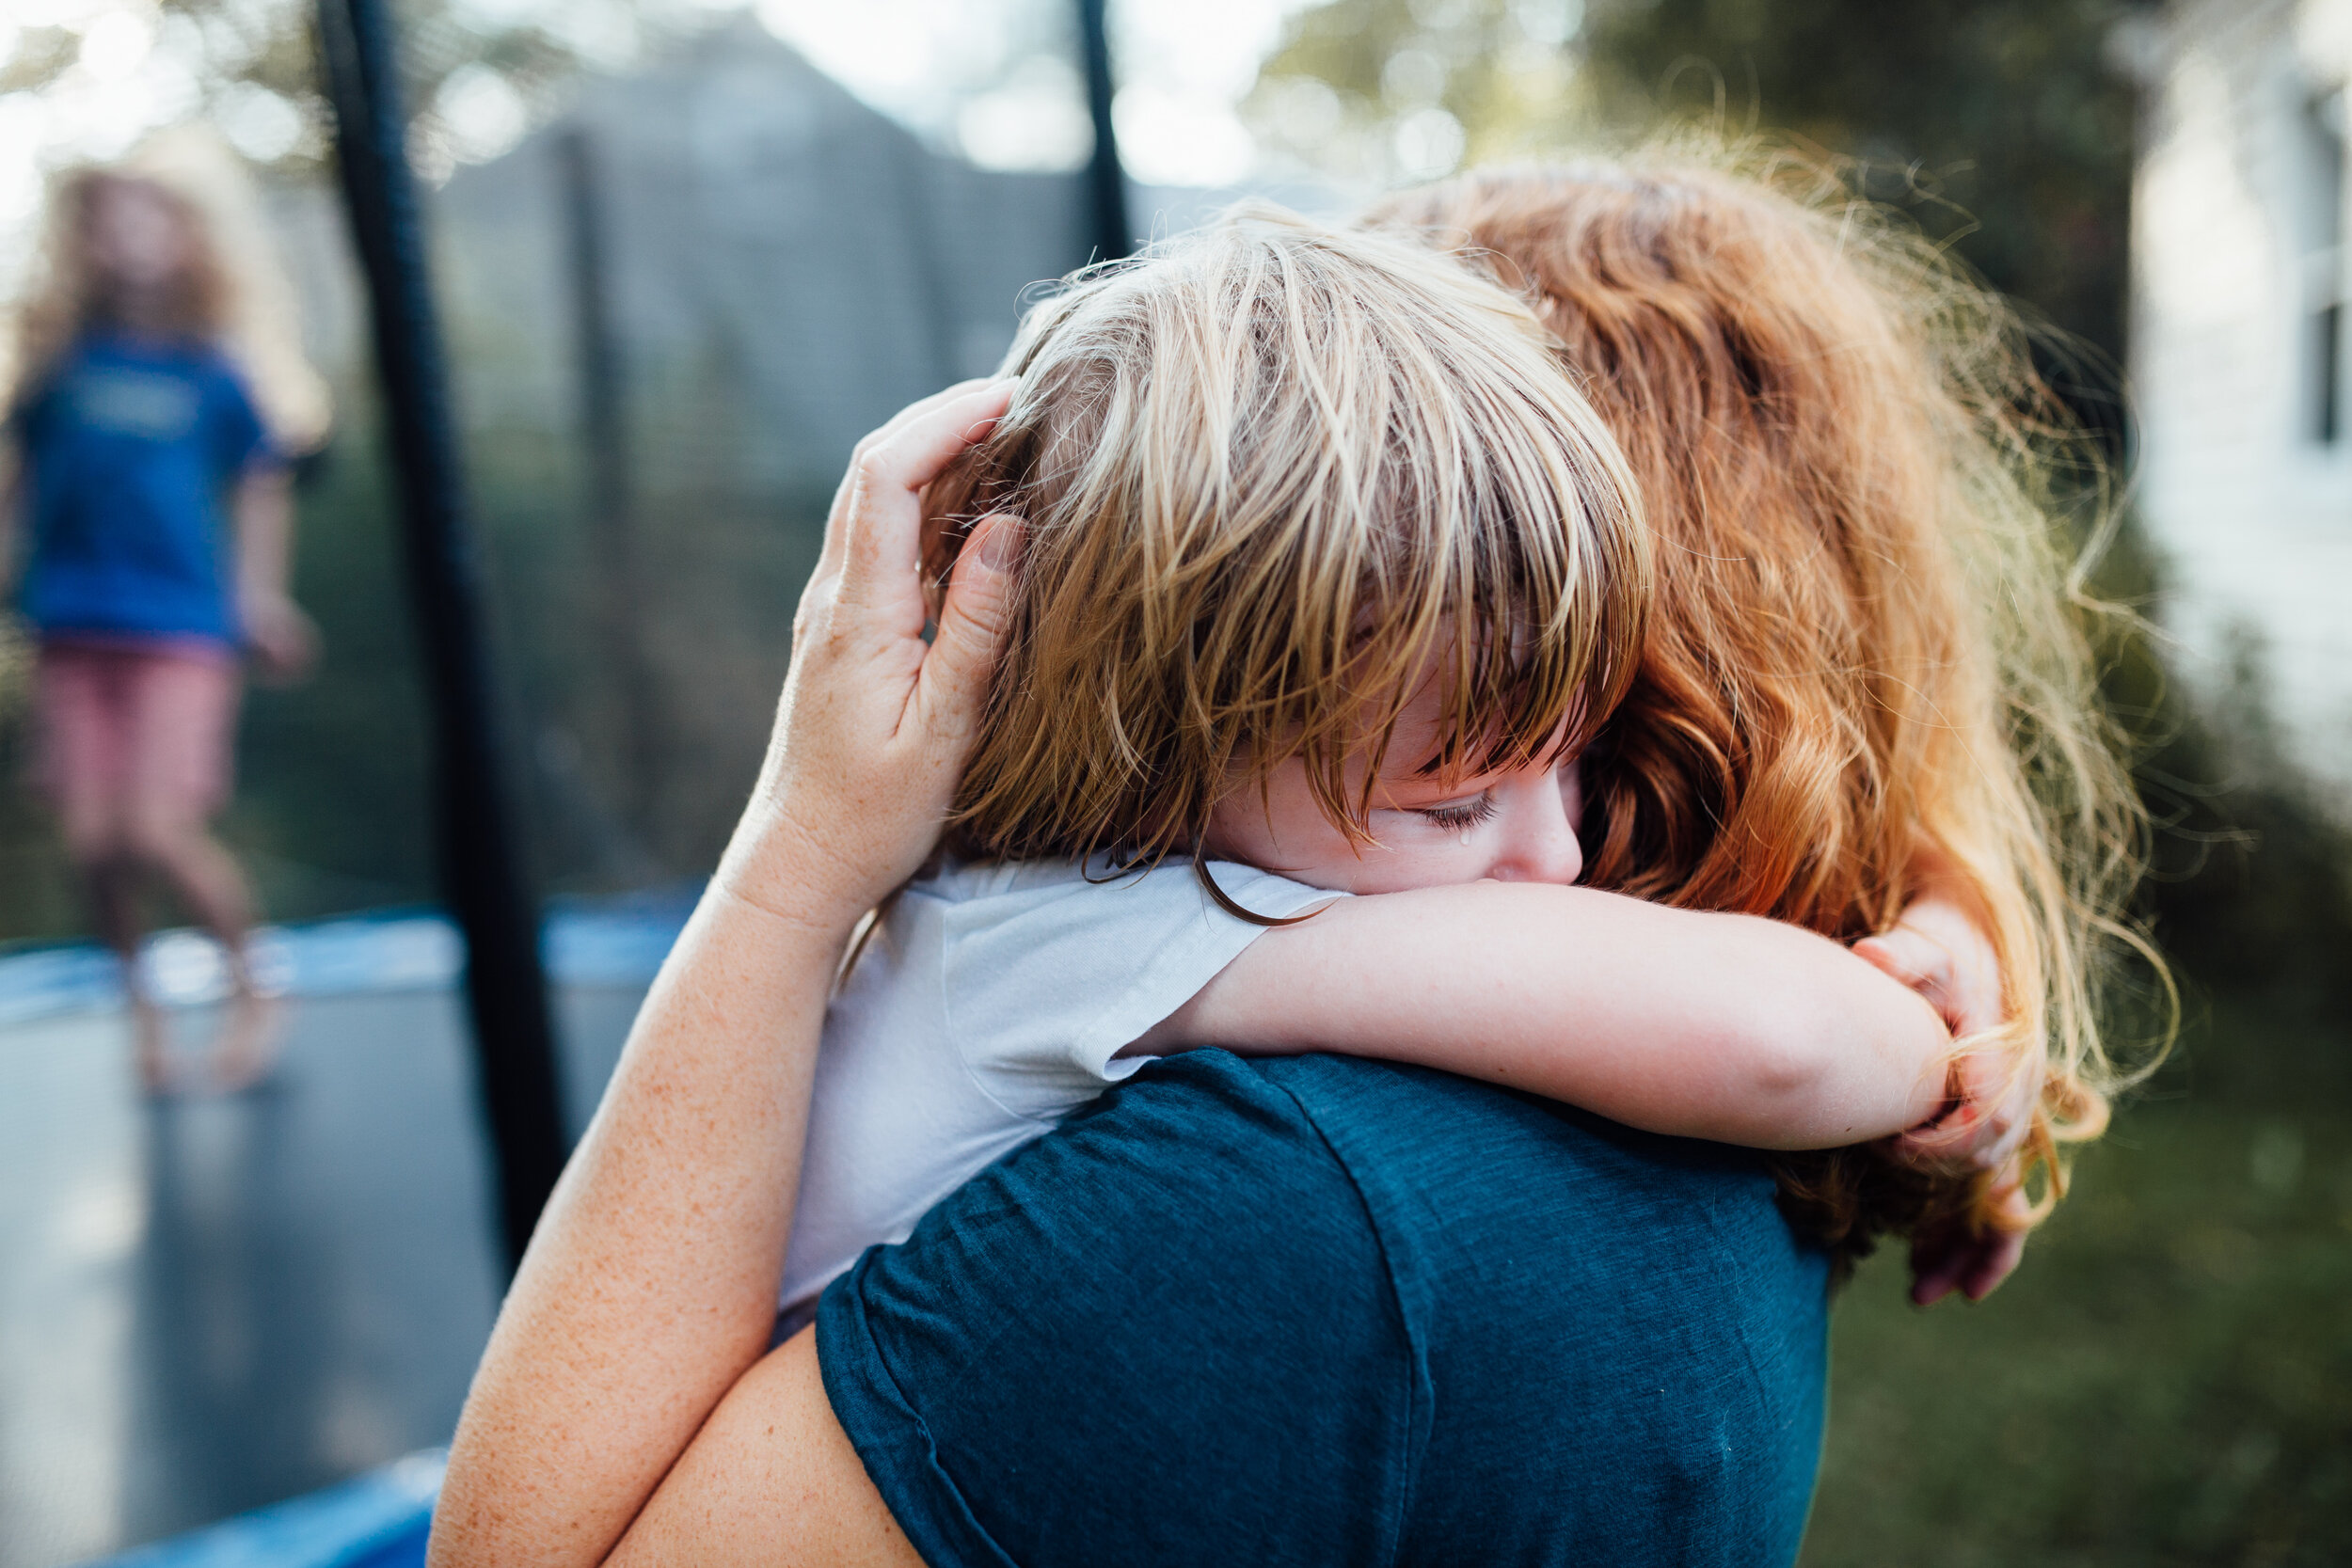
[825,1048,1829,1567]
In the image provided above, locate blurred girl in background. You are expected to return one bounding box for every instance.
[0,136,331,1093]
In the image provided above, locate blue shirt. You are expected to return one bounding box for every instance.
[818,1050,1831,1567]
[11,333,271,645]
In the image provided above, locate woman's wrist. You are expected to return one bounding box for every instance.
[711,805,889,943]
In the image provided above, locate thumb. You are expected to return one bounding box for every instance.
[914,514,1022,749]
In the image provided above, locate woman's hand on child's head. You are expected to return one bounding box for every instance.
[721,379,1022,929]
[243,591,320,686]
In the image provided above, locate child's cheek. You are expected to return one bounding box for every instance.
[1363,833,1491,895]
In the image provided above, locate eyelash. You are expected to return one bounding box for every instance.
[1416,794,1497,831]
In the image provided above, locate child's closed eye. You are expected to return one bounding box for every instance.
[1414,793,1497,831]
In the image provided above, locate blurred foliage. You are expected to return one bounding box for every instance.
[1253,0,2146,382]
[1245,0,1585,185]
[252,404,823,917]
[228,422,436,916]
[2100,517,2352,1108]
[1576,0,2147,372]
[0,615,81,935]
[1,0,630,179]
[1812,1104,2352,1566]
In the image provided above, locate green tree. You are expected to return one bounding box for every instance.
[2,0,602,177]
[1251,0,2147,364]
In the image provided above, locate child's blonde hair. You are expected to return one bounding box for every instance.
[5,128,331,452]
[1370,146,2168,1259]
[926,204,1649,884]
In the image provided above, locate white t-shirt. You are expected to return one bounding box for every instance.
[777,854,1343,1319]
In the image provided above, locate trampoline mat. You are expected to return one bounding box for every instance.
[0,940,652,1567]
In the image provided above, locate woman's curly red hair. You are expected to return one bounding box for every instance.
[1373,144,2168,1266]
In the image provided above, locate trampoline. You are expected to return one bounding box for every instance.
[76,1453,442,1568]
[0,898,688,1566]
[0,0,1132,1553]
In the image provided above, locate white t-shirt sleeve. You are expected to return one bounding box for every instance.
[936,857,1342,1121]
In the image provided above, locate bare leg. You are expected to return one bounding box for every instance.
[183,833,278,1092]
[126,811,278,1090]
[119,654,275,1092]
[59,793,172,1092]
[89,855,172,1093]
[40,647,177,1092]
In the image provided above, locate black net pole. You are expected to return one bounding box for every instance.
[315,0,567,1272]
[1075,0,1131,262]
[556,126,657,838]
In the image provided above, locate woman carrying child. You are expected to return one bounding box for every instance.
[434,154,2150,1562]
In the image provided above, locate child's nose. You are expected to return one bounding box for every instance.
[1487,773,1584,886]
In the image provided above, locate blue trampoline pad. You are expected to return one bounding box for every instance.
[78,1451,441,1568]
[0,887,699,1029]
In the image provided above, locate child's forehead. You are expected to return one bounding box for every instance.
[1368,676,1580,783]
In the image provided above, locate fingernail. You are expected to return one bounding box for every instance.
[976,517,1019,570]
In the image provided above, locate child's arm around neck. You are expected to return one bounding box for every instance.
[1135,881,1952,1150]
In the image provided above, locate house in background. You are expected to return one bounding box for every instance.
[2134,0,2352,792]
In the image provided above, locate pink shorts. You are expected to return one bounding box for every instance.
[34,639,242,822]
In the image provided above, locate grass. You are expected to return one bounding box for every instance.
[1803,1099,2352,1566]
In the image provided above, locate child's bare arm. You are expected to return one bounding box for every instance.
[1139,882,1951,1149]
[230,462,319,680]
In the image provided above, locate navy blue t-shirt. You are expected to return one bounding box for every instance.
[818,1051,1831,1567]
[11,333,271,645]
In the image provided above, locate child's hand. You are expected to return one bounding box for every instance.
[243,591,321,685]
[1852,890,2001,1037]
[1858,889,2045,1304]
[1906,1161,2033,1305]
[1852,892,2035,1176]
